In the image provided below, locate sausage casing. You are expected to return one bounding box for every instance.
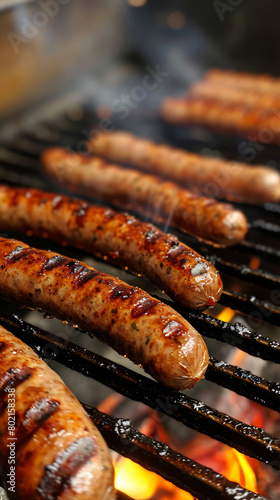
[206,68,280,95]
[0,324,114,500]
[0,185,223,310]
[88,131,280,204]
[189,79,280,111]
[0,237,209,390]
[42,148,248,247]
[161,96,280,147]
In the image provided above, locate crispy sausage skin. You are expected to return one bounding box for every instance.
[88,131,280,204]
[42,148,248,247]
[206,68,280,95]
[0,324,114,500]
[0,186,223,310]
[161,96,280,147]
[189,80,280,111]
[0,237,209,390]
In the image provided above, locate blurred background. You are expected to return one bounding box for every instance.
[1,0,280,122]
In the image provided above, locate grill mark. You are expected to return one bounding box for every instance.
[74,203,89,227]
[37,436,97,500]
[104,208,116,219]
[76,270,100,286]
[0,367,32,395]
[74,204,89,218]
[52,195,65,210]
[131,297,158,318]
[163,320,186,339]
[65,261,99,285]
[191,261,209,276]
[0,342,7,355]
[144,230,161,245]
[17,398,60,448]
[111,285,136,301]
[167,245,187,261]
[7,246,31,263]
[41,256,68,272]
[65,260,81,272]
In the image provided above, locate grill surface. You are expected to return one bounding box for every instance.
[0,102,279,500]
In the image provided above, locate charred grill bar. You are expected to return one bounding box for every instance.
[88,407,266,500]
[0,110,279,499]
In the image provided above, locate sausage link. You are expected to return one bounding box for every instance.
[189,80,280,111]
[0,324,114,500]
[206,68,280,95]
[42,148,248,247]
[88,131,280,204]
[0,237,209,390]
[0,185,223,310]
[161,96,280,147]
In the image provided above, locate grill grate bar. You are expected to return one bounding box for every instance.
[251,219,280,235]
[155,298,280,363]
[264,202,280,214]
[207,356,280,412]
[0,147,40,171]
[239,240,280,263]
[219,291,280,325]
[205,255,280,290]
[1,312,279,467]
[87,406,266,500]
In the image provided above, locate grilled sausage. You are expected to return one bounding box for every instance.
[206,68,280,95]
[189,80,280,111]
[88,131,280,204]
[0,185,223,310]
[42,148,248,247]
[0,324,114,500]
[0,237,209,390]
[161,96,280,147]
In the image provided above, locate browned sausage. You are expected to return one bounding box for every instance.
[88,131,280,204]
[0,324,114,500]
[42,148,248,247]
[0,237,209,390]
[0,185,223,310]
[206,68,280,95]
[189,79,280,111]
[161,96,280,147]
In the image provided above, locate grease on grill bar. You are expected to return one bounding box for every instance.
[0,313,279,469]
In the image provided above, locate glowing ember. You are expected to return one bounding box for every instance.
[249,256,261,270]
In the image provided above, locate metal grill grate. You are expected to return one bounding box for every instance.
[0,108,279,500]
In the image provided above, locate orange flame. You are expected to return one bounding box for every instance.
[217,306,235,323]
[114,443,260,499]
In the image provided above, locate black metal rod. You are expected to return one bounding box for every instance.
[1,313,279,469]
[219,290,280,325]
[207,357,280,412]
[210,256,280,290]
[251,219,280,234]
[87,406,266,500]
[239,239,280,263]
